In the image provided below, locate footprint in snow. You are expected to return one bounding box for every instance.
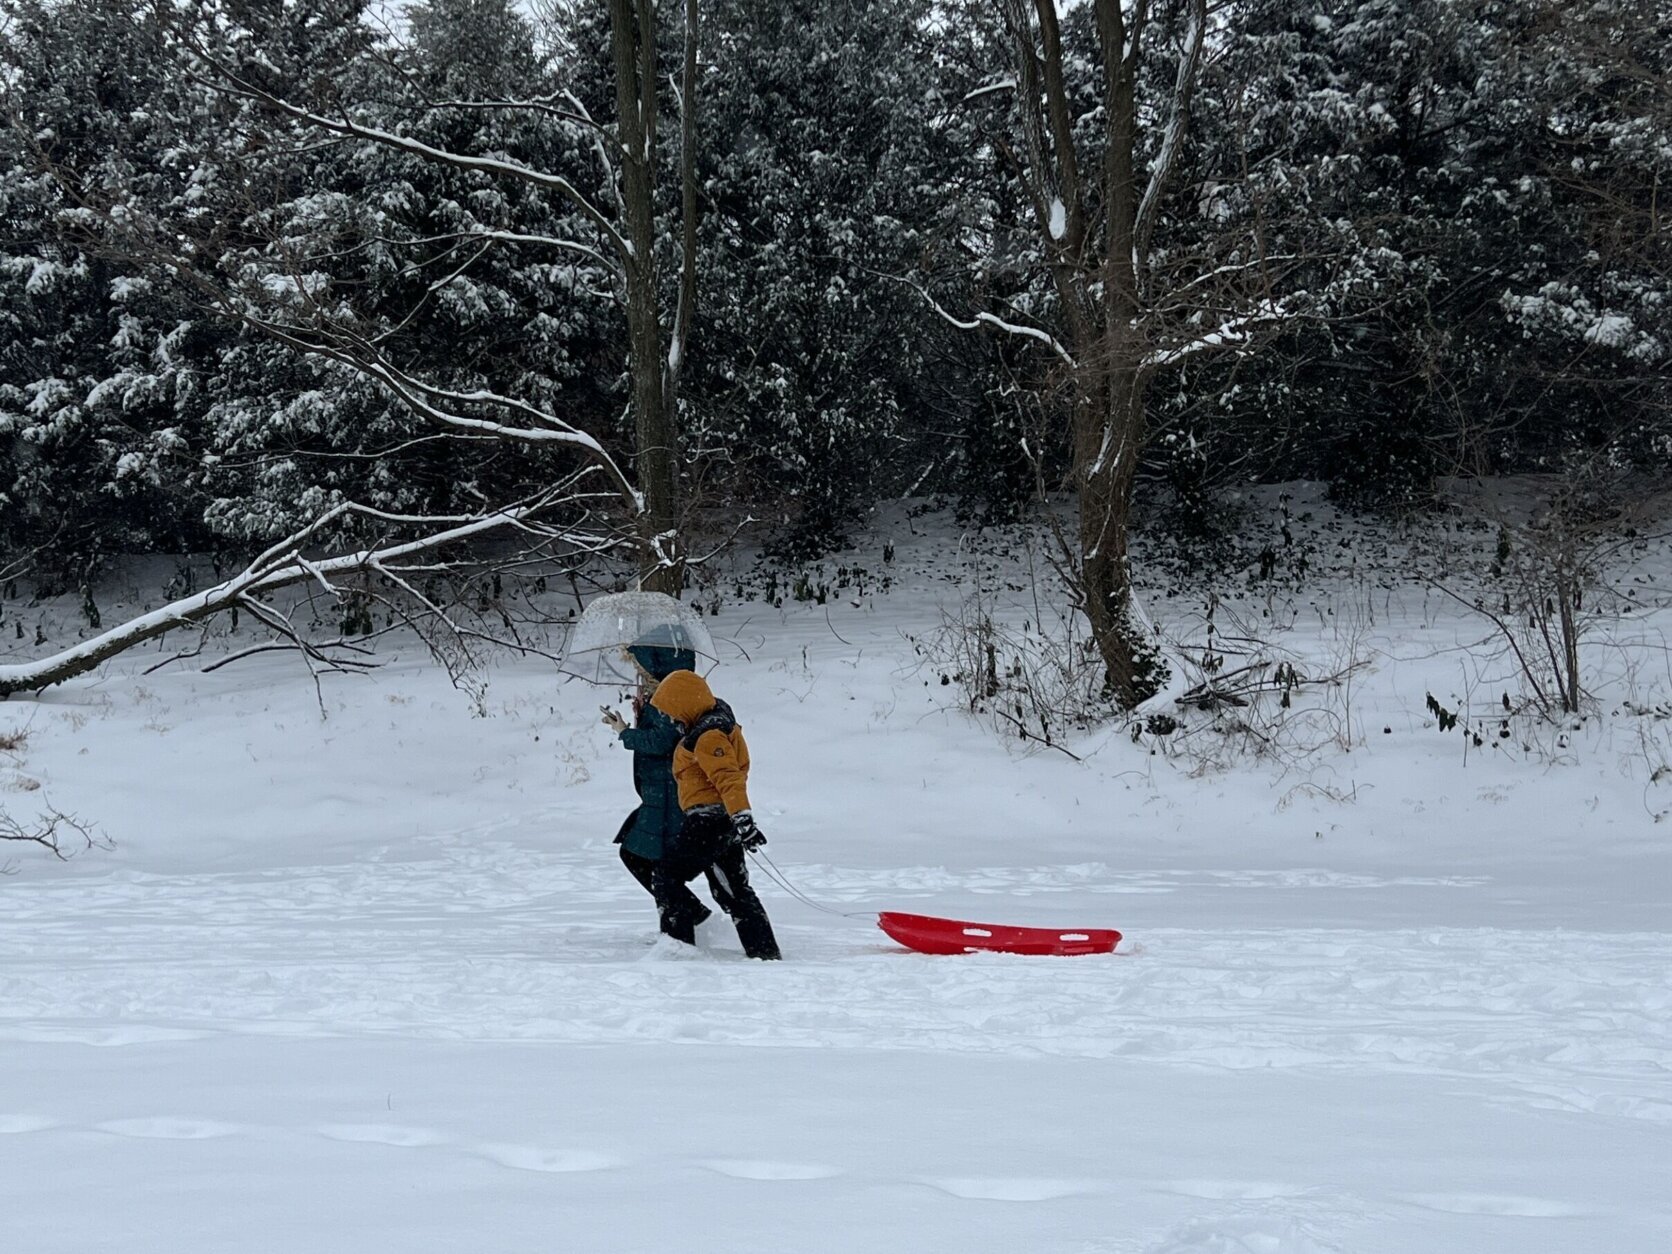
[318,1124,448,1149]
[1145,1216,1341,1254]
[637,937,710,962]
[95,1117,241,1140]
[476,1144,621,1174]
[1399,1192,1591,1217]
[0,1115,58,1134]
[3,1024,208,1048]
[1155,1180,1316,1201]
[700,1159,841,1181]
[921,1176,1095,1202]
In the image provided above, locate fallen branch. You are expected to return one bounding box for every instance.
[0,494,604,698]
[198,639,380,674]
[1175,659,1370,712]
[0,804,111,872]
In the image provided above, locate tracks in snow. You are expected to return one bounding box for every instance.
[2,840,1667,1127]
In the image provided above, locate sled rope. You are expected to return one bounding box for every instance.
[748,850,876,921]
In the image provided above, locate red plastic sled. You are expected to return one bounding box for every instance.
[877,911,1121,957]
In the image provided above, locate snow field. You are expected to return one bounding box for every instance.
[3,836,1668,1128]
[2,494,1670,1251]
[6,1036,1668,1254]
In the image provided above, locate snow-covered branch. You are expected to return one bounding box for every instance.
[187,55,630,261]
[1150,254,1297,307]
[1124,0,1152,69]
[42,151,643,516]
[419,92,615,138]
[666,0,700,394]
[1140,298,1294,374]
[0,498,592,699]
[961,78,1016,104]
[902,278,1077,367]
[229,308,640,506]
[469,230,618,274]
[1133,0,1206,270]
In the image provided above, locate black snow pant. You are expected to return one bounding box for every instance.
[653,807,781,960]
[616,819,713,929]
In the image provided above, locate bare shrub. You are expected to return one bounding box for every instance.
[1144,591,1372,774]
[919,587,1110,759]
[914,532,1119,758]
[919,545,1375,772]
[1438,473,1671,724]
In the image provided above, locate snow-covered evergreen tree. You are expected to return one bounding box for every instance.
[685,0,974,550]
[1162,0,1672,506]
[3,0,1668,586]
[192,0,620,546]
[0,1,215,588]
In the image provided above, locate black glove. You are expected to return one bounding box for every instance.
[732,810,766,852]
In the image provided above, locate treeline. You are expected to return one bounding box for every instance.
[2,0,1667,589]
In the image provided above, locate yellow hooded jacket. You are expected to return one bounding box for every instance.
[649,670,753,815]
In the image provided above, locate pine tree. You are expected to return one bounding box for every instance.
[690,0,971,551]
[0,0,216,589]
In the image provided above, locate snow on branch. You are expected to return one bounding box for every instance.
[0,497,598,699]
[419,91,615,139]
[186,54,630,261]
[230,308,640,506]
[1140,298,1294,374]
[471,230,618,274]
[1133,0,1207,270]
[1156,254,1299,305]
[961,78,1016,104]
[30,113,639,512]
[900,278,1076,366]
[76,199,642,510]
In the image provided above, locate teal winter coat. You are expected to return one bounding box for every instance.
[615,703,684,859]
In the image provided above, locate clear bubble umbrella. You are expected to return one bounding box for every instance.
[563,590,717,685]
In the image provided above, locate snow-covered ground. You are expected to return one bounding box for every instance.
[2,490,1669,1253]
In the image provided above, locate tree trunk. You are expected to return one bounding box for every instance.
[609,0,682,595]
[1073,364,1153,707]
[1555,554,1582,714]
[1076,0,1157,708]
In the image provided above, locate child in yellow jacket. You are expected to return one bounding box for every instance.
[649,670,781,960]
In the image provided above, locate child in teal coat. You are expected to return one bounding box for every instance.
[600,631,716,928]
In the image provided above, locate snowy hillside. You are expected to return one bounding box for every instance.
[2,491,1669,1254]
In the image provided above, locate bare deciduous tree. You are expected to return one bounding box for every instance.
[964,0,1292,708]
